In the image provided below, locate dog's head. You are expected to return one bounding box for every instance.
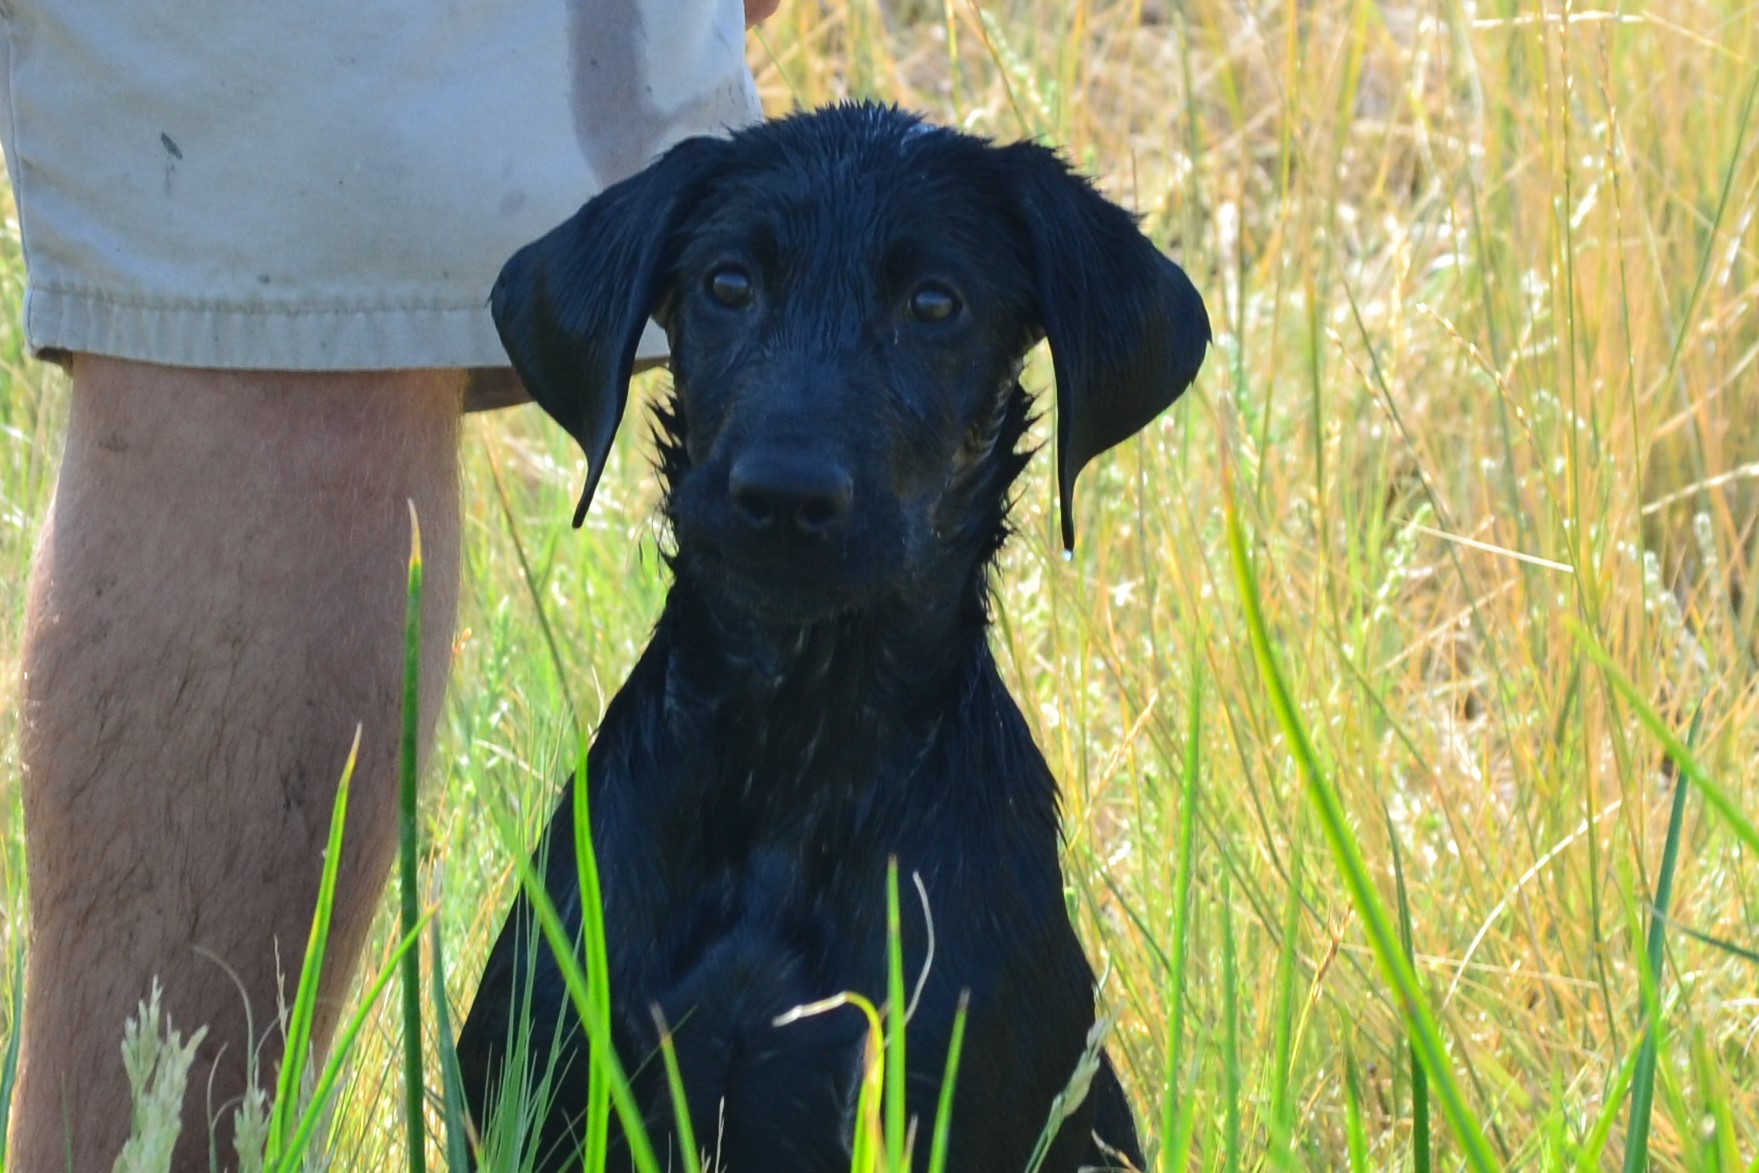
[494,104,1208,624]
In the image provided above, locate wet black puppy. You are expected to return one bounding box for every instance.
[457,104,1208,1172]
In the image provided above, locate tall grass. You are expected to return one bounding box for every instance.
[3,0,1759,1168]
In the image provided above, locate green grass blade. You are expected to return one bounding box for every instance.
[0,942,23,1162]
[274,915,431,1173]
[1621,707,1701,1173]
[1221,874,1241,1173]
[400,504,428,1173]
[924,992,968,1173]
[266,728,360,1162]
[1342,1051,1370,1173]
[494,807,662,1173]
[1570,624,1759,853]
[571,741,614,1173]
[1574,1033,1644,1173]
[1651,61,1759,411]
[483,440,580,724]
[1384,805,1429,1173]
[1648,913,1759,966]
[650,1009,703,1173]
[1158,665,1203,1173]
[1691,1026,1742,1173]
[1223,470,1501,1173]
[885,857,908,1172]
[1269,829,1303,1171]
[1544,1069,1569,1172]
[427,892,472,1173]
[775,992,886,1171]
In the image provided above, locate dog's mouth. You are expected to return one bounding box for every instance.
[662,456,921,625]
[673,537,900,627]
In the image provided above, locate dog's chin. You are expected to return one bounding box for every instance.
[677,545,893,628]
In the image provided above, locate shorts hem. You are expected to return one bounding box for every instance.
[24,282,514,371]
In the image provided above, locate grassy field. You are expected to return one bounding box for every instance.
[4,0,1759,1168]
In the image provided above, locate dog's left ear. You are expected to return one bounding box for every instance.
[1004,143,1211,552]
[492,135,733,526]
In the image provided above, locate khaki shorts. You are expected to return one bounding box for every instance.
[0,0,760,378]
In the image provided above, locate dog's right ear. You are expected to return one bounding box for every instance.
[1001,141,1210,553]
[492,135,733,527]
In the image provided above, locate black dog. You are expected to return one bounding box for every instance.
[456,104,1208,1172]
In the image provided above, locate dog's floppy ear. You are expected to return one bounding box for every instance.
[1004,143,1211,552]
[492,135,732,526]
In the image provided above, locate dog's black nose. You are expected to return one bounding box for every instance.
[728,452,854,538]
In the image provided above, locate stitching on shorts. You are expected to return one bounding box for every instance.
[34,282,491,317]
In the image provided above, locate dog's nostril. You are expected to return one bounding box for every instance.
[728,455,853,538]
[732,485,776,529]
[795,491,846,534]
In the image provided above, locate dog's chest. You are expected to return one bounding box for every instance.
[660,615,948,826]
[632,643,954,986]
[673,705,918,912]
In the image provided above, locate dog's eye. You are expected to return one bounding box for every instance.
[907,283,960,324]
[706,266,755,309]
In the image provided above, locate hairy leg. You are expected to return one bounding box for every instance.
[11,358,462,1172]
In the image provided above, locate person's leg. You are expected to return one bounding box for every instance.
[11,357,462,1172]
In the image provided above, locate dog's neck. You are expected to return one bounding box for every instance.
[649,562,990,824]
[666,567,984,721]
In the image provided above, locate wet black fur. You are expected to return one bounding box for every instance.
[456,104,1209,1173]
